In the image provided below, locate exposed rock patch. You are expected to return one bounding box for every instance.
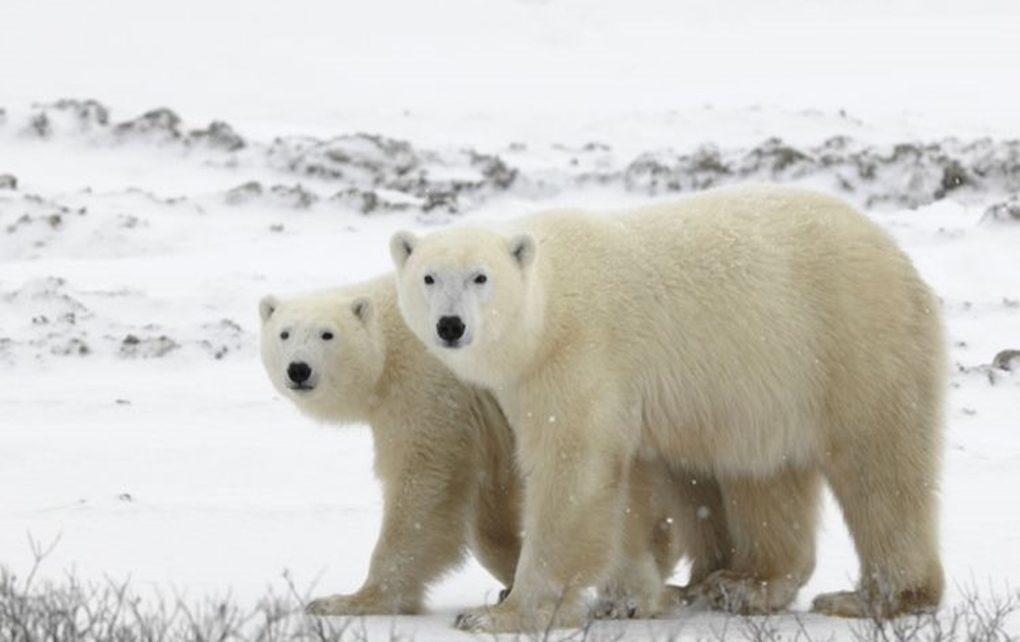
[8,99,1020,214]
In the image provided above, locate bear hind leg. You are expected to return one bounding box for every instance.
[664,468,732,607]
[814,408,943,618]
[697,465,821,615]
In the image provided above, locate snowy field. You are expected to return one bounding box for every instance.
[1,1,1019,640]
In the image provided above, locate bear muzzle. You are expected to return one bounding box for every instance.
[436,315,467,348]
[286,361,317,391]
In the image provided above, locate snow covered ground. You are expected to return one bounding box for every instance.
[1,1,1019,639]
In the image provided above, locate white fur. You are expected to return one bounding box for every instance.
[259,276,701,619]
[392,184,946,632]
[260,277,522,615]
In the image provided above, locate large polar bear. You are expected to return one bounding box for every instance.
[390,184,946,632]
[259,277,729,617]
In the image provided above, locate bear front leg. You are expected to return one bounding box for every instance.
[593,546,666,620]
[694,466,821,614]
[308,449,474,616]
[666,466,731,605]
[594,457,687,620]
[454,394,634,633]
[471,489,523,591]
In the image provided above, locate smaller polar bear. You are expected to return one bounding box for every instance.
[259,276,725,617]
[391,184,946,632]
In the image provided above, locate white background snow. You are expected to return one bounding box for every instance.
[1,0,1018,639]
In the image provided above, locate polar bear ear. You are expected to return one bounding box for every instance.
[390,231,418,270]
[351,296,372,323]
[509,233,536,269]
[259,295,279,323]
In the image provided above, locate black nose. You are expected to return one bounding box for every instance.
[436,316,466,342]
[287,361,312,384]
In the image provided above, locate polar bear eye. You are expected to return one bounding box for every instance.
[474,274,488,285]
[321,331,334,341]
[424,275,435,285]
[280,331,290,340]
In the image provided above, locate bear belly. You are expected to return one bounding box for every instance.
[636,374,821,478]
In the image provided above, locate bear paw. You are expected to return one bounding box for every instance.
[811,589,938,619]
[593,587,673,620]
[591,596,639,620]
[811,591,873,618]
[696,570,795,615]
[306,590,419,616]
[453,600,585,633]
[664,582,702,607]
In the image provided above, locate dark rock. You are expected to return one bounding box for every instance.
[333,188,380,214]
[270,184,318,209]
[28,112,50,137]
[119,334,179,358]
[51,337,90,356]
[422,190,459,213]
[741,137,814,175]
[50,98,110,128]
[114,108,182,140]
[330,188,413,215]
[225,181,264,205]
[190,120,245,151]
[276,133,422,187]
[982,196,1020,223]
[25,99,110,137]
[936,159,969,198]
[470,152,517,190]
[623,153,677,193]
[992,349,1020,371]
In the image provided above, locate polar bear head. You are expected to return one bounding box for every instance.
[259,290,384,423]
[390,227,541,386]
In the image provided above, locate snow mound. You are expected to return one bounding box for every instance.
[982,196,1020,224]
[0,189,201,260]
[20,99,245,152]
[3,99,1018,216]
[617,137,1020,209]
[0,277,254,363]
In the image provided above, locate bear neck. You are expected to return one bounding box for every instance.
[362,280,426,422]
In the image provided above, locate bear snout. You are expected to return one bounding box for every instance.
[287,361,313,386]
[437,315,466,345]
